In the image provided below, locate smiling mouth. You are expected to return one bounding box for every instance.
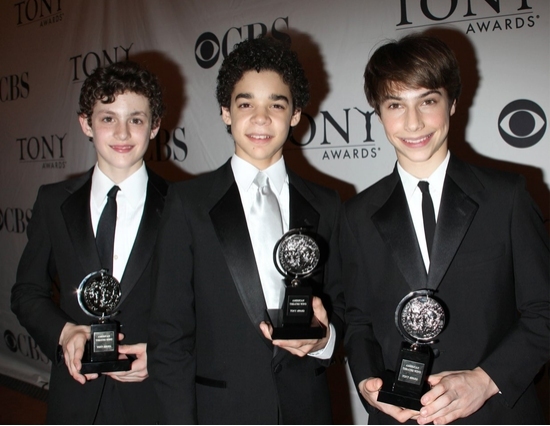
[401,133,433,145]
[111,145,134,152]
[248,134,272,141]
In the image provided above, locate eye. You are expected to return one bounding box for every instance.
[101,116,113,123]
[498,100,547,148]
[130,118,144,124]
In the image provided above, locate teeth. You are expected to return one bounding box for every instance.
[403,134,431,144]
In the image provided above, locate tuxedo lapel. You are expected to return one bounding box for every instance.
[427,156,479,290]
[60,170,101,277]
[371,170,427,290]
[209,162,271,348]
[119,170,168,305]
[288,172,320,232]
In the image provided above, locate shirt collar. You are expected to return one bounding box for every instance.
[91,162,148,207]
[231,154,287,195]
[397,151,450,197]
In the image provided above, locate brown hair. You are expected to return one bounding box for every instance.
[78,61,165,128]
[364,33,461,115]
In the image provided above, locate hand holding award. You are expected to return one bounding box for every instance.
[266,228,326,339]
[377,290,446,410]
[77,270,133,374]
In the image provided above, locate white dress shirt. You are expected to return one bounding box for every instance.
[231,154,335,358]
[397,151,450,272]
[90,162,148,282]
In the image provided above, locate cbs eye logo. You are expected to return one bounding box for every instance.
[498,100,546,148]
[195,32,220,69]
[4,330,17,352]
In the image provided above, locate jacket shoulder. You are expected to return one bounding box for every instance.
[344,172,396,212]
[35,172,91,200]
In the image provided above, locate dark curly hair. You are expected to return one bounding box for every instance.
[364,33,461,115]
[78,60,165,128]
[216,36,310,119]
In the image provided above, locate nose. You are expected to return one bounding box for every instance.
[404,107,424,132]
[114,121,130,140]
[251,107,270,125]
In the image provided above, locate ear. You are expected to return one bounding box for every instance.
[78,115,93,138]
[450,100,457,116]
[290,108,302,127]
[150,121,161,139]
[221,106,232,125]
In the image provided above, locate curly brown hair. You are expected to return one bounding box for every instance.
[216,36,310,125]
[78,61,165,128]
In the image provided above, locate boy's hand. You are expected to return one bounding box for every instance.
[59,322,98,384]
[260,296,329,356]
[358,377,420,423]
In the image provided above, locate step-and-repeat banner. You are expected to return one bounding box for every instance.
[1,1,548,423]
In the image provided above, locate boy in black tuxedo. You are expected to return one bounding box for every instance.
[12,61,168,424]
[342,33,549,424]
[148,36,344,424]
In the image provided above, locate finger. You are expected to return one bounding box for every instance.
[117,345,137,355]
[421,380,448,406]
[259,322,273,340]
[311,298,328,324]
[277,346,310,357]
[274,338,317,348]
[365,377,383,393]
[84,373,98,381]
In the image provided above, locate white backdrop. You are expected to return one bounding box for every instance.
[1,1,548,423]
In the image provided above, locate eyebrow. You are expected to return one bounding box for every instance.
[234,93,290,103]
[96,108,148,116]
[384,89,442,101]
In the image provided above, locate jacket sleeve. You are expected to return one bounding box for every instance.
[478,176,550,407]
[147,185,197,424]
[11,185,74,364]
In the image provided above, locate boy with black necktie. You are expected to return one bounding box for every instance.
[12,61,168,424]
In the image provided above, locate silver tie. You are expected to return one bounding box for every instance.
[249,172,284,309]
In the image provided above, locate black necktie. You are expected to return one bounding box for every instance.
[96,185,120,273]
[418,181,436,257]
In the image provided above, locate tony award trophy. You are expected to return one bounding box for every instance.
[77,270,133,374]
[266,228,326,340]
[377,290,446,410]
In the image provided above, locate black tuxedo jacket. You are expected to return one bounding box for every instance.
[342,154,549,424]
[148,159,344,424]
[11,167,168,424]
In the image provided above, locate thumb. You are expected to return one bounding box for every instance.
[365,377,383,393]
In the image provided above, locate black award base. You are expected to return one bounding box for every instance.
[377,343,433,411]
[266,309,326,340]
[80,357,134,374]
[79,321,133,374]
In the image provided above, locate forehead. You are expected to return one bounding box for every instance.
[93,91,151,111]
[232,70,291,96]
[382,83,447,100]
